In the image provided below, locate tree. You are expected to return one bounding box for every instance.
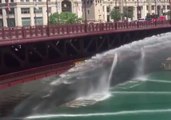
[49,12,82,25]
[110,8,122,22]
[49,12,60,24]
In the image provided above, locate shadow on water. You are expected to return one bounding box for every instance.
[1,32,171,119]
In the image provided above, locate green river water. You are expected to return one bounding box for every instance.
[27,71,171,120]
[2,32,171,120]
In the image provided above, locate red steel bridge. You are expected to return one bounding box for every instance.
[0,20,171,89]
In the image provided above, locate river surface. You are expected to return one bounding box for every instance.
[25,71,171,120]
[1,32,171,120]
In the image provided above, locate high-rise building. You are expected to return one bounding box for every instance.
[0,0,82,27]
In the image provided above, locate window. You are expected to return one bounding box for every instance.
[107,15,110,22]
[22,17,31,26]
[107,6,110,12]
[0,19,3,27]
[152,5,154,10]
[21,8,30,14]
[34,17,43,25]
[146,6,148,10]
[9,8,15,14]
[87,10,89,14]
[34,7,42,13]
[0,9,2,15]
[48,7,51,13]
[21,0,29,2]
[163,5,165,10]
[167,5,170,10]
[7,18,15,27]
[115,7,119,10]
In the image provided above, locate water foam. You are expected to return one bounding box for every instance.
[65,92,111,108]
[111,91,171,95]
[25,108,171,119]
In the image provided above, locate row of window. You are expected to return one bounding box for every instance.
[0,0,42,3]
[0,0,14,3]
[105,5,170,13]
[147,5,170,10]
[0,18,15,27]
[0,17,43,27]
[0,7,43,15]
[0,8,15,15]
[21,7,43,14]
[22,17,43,26]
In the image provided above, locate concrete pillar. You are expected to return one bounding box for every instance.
[142,4,146,19]
[30,7,34,26]
[58,1,62,13]
[15,7,22,26]
[77,2,82,18]
[148,0,152,14]
[133,6,137,20]
[104,5,107,22]
[43,6,47,25]
[2,9,7,27]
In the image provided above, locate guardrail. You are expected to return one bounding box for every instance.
[0,20,170,40]
[0,59,78,90]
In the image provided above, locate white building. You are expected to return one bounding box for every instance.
[83,0,171,22]
[0,0,170,27]
[0,0,82,27]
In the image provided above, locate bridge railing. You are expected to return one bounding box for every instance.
[0,20,170,41]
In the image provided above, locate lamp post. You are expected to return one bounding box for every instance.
[169,0,171,23]
[137,0,140,20]
[83,0,87,32]
[154,0,158,16]
[125,0,128,21]
[34,1,38,26]
[46,0,50,36]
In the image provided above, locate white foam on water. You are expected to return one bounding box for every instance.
[113,80,144,90]
[25,108,171,119]
[111,91,171,95]
[147,79,171,84]
[137,76,149,81]
[65,92,111,108]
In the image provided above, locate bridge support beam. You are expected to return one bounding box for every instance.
[0,27,170,75]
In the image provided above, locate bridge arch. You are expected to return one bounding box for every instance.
[61,0,72,12]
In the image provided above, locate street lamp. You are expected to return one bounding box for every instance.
[169,0,171,23]
[46,0,50,36]
[83,0,87,32]
[137,0,140,20]
[124,0,128,21]
[34,1,39,26]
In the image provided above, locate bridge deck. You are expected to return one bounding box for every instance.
[0,21,171,89]
[0,21,170,46]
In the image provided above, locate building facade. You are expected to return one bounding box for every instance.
[0,0,170,27]
[0,0,82,27]
[83,0,171,22]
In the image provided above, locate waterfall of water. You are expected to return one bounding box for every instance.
[108,53,118,87]
[133,48,146,80]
